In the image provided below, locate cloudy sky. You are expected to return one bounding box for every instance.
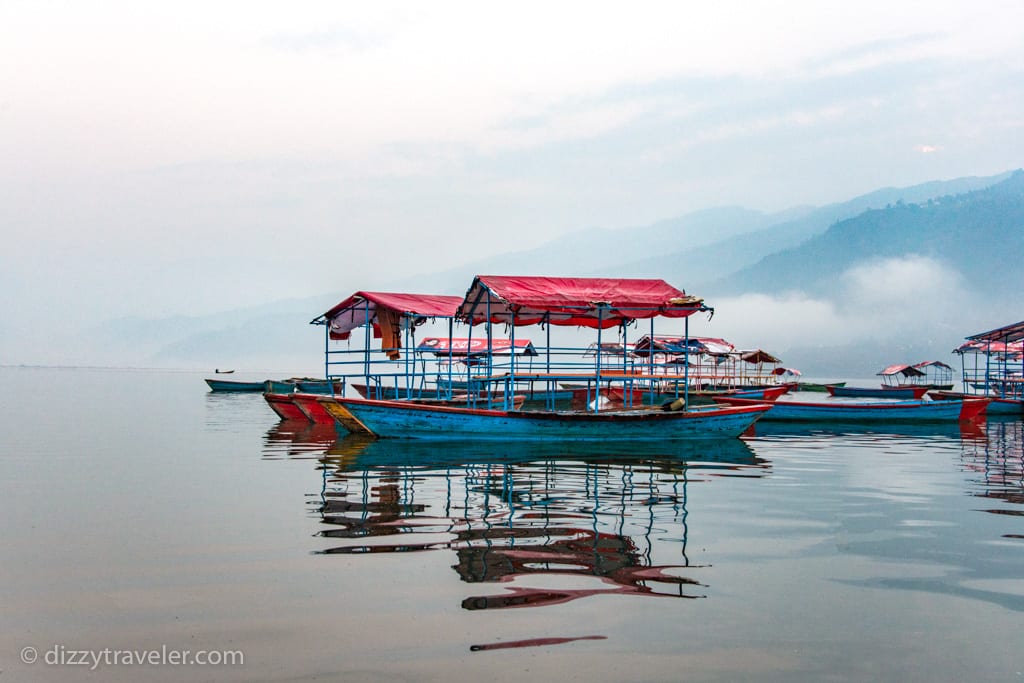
[2,1,1023,362]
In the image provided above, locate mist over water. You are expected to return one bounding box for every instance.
[2,366,1022,681]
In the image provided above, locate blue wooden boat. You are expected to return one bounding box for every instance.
[826,384,929,399]
[797,381,845,392]
[205,378,266,392]
[333,396,771,440]
[264,379,299,394]
[928,390,1024,415]
[712,395,989,422]
[263,378,342,394]
[315,275,777,440]
[295,379,344,394]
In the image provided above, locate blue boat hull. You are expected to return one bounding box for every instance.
[295,380,343,394]
[336,397,770,441]
[715,396,973,422]
[928,390,1023,415]
[205,379,266,392]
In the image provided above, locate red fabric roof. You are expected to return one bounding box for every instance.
[312,291,463,340]
[955,339,1024,354]
[966,320,1024,343]
[457,275,706,328]
[912,360,953,371]
[878,364,926,377]
[740,349,782,364]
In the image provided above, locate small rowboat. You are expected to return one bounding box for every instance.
[729,384,793,401]
[797,381,845,392]
[205,378,266,392]
[825,385,929,399]
[712,395,989,422]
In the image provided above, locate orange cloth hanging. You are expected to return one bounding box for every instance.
[376,308,402,360]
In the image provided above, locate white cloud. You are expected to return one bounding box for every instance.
[698,256,973,355]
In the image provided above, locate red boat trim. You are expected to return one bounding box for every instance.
[263,392,308,421]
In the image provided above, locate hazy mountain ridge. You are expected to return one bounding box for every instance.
[616,171,1017,292]
[718,170,1024,298]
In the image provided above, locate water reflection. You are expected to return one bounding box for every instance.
[313,437,769,610]
[961,418,1024,513]
[751,416,1024,614]
[748,419,988,441]
[262,420,339,459]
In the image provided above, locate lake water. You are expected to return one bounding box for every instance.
[2,366,1022,682]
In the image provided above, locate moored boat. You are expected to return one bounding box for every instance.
[954,321,1024,404]
[797,381,846,392]
[730,384,793,401]
[334,396,771,441]
[310,275,790,440]
[205,378,267,392]
[826,384,930,399]
[928,389,1024,415]
[712,395,989,422]
[295,379,344,394]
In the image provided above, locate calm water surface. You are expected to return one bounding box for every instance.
[1,367,1022,682]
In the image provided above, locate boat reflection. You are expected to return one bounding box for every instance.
[745,417,989,442]
[961,418,1024,517]
[313,436,769,610]
[263,419,339,458]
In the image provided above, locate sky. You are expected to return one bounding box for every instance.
[2,1,1023,364]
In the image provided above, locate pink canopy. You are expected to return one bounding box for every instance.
[955,339,1024,355]
[632,335,735,355]
[312,291,463,341]
[457,275,707,328]
[415,338,537,356]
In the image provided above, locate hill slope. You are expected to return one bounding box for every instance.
[719,170,1024,299]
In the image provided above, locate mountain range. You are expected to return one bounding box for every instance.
[84,169,1022,377]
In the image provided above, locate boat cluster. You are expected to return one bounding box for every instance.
[206,276,1024,440]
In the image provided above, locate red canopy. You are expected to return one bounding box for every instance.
[456,275,707,328]
[311,291,463,340]
[966,320,1024,343]
[878,364,925,377]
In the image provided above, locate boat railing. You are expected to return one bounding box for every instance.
[321,337,790,411]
